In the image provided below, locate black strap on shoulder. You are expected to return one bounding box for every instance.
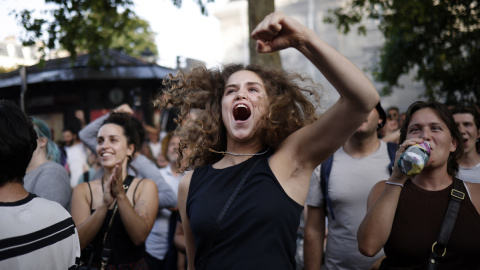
[200,157,262,269]
[123,175,134,189]
[87,182,93,211]
[320,155,335,220]
[132,178,145,207]
[428,178,465,270]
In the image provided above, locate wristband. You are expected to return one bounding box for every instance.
[385,181,404,188]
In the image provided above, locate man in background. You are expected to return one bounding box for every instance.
[450,105,480,183]
[304,102,395,270]
[63,127,88,188]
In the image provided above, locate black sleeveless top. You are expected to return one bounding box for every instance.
[88,176,145,265]
[187,149,304,270]
[383,179,480,269]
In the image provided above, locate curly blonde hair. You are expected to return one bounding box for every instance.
[158,64,321,171]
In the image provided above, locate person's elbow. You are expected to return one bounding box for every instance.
[358,239,381,257]
[131,232,150,246]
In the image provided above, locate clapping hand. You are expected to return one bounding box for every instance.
[103,161,126,206]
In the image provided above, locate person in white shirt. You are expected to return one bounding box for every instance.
[63,127,88,188]
[0,100,80,270]
[144,132,190,270]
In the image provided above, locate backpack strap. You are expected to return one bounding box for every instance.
[386,142,398,174]
[320,155,335,220]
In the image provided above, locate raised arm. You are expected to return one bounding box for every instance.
[79,114,108,152]
[252,12,379,170]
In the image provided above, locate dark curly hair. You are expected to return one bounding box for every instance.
[399,101,464,177]
[159,64,321,171]
[101,112,140,160]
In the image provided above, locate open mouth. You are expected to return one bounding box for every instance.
[233,104,251,121]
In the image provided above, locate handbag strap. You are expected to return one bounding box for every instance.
[428,178,465,270]
[100,175,134,270]
[200,157,263,269]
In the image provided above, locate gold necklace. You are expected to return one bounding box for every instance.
[208,147,270,156]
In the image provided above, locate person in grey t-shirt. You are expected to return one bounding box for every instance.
[24,118,71,210]
[304,103,391,270]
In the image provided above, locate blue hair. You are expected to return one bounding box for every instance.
[31,118,61,163]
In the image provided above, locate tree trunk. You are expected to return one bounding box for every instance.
[247,0,282,68]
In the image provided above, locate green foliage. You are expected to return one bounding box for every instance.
[325,0,480,104]
[16,0,157,67]
[109,16,158,59]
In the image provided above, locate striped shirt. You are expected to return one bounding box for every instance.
[458,163,480,183]
[0,193,80,270]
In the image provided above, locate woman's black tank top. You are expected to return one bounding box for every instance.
[383,179,480,269]
[88,176,145,265]
[187,149,303,270]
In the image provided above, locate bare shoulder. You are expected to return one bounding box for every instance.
[133,178,158,200]
[73,179,101,194]
[135,177,156,188]
[465,182,480,212]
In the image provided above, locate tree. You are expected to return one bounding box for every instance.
[16,0,157,67]
[247,0,281,67]
[109,16,158,59]
[172,0,282,68]
[324,0,480,104]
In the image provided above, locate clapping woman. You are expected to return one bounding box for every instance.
[71,113,159,269]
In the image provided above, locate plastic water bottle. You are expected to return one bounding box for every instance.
[398,141,431,176]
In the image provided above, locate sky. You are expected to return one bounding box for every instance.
[0,0,227,68]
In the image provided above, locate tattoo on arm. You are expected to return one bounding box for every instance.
[134,200,149,220]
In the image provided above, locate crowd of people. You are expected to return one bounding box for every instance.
[1,11,480,270]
